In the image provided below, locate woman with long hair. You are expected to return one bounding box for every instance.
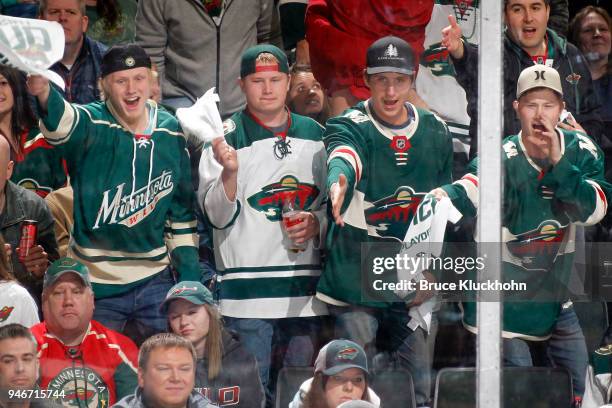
[0,64,66,198]
[291,339,380,408]
[161,281,265,408]
[0,235,39,327]
[569,6,612,125]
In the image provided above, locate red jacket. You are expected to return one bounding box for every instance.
[305,0,434,99]
[32,320,139,408]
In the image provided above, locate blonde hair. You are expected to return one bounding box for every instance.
[139,333,197,371]
[203,304,223,380]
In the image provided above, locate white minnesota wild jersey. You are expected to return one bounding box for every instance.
[198,110,329,319]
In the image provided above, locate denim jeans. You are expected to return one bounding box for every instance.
[503,305,588,397]
[163,96,194,109]
[224,316,321,407]
[329,304,438,407]
[93,267,176,339]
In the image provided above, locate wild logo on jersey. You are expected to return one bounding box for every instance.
[0,306,14,322]
[420,44,455,77]
[17,178,53,198]
[506,220,567,271]
[365,187,425,240]
[247,176,320,221]
[47,366,110,408]
[93,170,174,229]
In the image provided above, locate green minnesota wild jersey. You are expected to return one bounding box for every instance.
[39,87,199,298]
[11,127,67,198]
[443,129,610,339]
[317,100,453,307]
[198,110,329,319]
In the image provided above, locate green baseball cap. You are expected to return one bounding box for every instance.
[240,44,289,78]
[160,281,214,313]
[43,257,92,289]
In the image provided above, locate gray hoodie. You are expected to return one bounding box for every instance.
[112,388,217,408]
[135,0,281,117]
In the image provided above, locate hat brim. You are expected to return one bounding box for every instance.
[44,270,90,289]
[322,364,369,376]
[517,85,563,99]
[366,67,414,75]
[159,296,207,314]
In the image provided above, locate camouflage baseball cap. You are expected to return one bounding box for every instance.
[315,339,368,376]
[43,257,91,289]
[159,281,214,313]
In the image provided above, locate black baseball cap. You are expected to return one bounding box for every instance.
[366,36,415,76]
[314,339,368,376]
[101,45,152,77]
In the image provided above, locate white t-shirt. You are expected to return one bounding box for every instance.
[0,280,39,327]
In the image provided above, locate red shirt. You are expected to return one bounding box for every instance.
[31,320,139,408]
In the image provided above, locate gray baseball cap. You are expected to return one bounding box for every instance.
[315,339,368,376]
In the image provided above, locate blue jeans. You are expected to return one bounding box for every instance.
[163,96,194,109]
[503,305,588,397]
[93,267,175,337]
[329,304,438,407]
[224,316,320,406]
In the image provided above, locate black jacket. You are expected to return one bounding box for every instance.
[195,330,265,408]
[452,28,603,161]
[1,181,59,304]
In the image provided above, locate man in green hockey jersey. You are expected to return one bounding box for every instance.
[26,44,200,339]
[433,64,611,400]
[197,44,328,403]
[318,36,454,406]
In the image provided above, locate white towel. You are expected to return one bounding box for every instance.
[176,88,224,149]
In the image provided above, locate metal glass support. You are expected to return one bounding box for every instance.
[477,1,504,407]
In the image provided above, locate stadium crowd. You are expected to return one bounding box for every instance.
[0,0,611,407]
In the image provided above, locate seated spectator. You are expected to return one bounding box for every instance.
[0,64,67,198]
[287,64,330,125]
[0,324,43,407]
[85,0,137,46]
[569,6,612,126]
[27,44,200,338]
[113,333,216,408]
[0,236,39,327]
[44,186,73,258]
[135,0,281,115]
[39,0,107,104]
[0,135,58,306]
[31,258,139,407]
[160,281,265,408]
[290,339,380,408]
